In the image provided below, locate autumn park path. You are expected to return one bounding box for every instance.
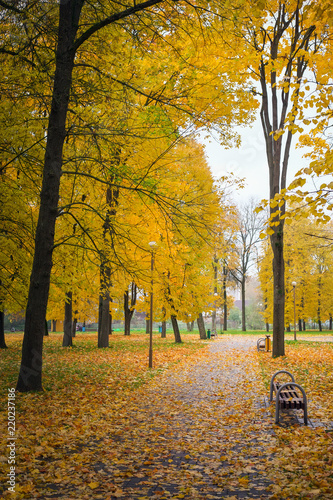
[107,335,275,500]
[57,336,277,500]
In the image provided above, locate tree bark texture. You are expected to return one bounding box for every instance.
[271,226,285,356]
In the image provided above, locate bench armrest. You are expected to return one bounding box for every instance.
[269,370,295,401]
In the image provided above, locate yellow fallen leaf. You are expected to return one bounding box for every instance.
[88,482,100,489]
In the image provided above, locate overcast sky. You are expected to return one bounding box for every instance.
[200,117,313,204]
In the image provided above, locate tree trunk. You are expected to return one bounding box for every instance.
[171,315,182,343]
[72,304,78,337]
[197,313,206,339]
[0,310,7,349]
[298,319,302,332]
[16,1,82,391]
[241,278,246,332]
[302,319,306,331]
[266,322,270,333]
[146,316,150,334]
[212,311,216,333]
[44,320,49,337]
[271,224,285,356]
[72,318,77,337]
[124,283,137,336]
[330,314,332,331]
[124,290,131,335]
[52,320,57,332]
[98,293,110,347]
[161,320,167,338]
[63,292,73,347]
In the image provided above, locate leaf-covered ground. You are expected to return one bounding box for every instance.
[1,332,332,499]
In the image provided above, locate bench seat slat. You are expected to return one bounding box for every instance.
[273,382,305,409]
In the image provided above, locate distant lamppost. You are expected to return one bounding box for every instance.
[148,242,157,368]
[292,281,297,341]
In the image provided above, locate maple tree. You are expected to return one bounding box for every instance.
[235,0,333,356]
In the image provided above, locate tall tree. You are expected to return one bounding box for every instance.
[243,1,321,355]
[12,0,178,391]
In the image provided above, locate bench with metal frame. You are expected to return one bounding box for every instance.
[257,335,271,352]
[269,370,308,425]
[257,338,266,351]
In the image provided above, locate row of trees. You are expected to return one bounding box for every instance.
[1,0,261,391]
[1,0,333,391]
[259,214,333,331]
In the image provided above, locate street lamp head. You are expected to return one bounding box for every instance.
[292,281,297,287]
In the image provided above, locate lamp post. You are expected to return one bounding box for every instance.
[148,242,157,368]
[292,281,297,341]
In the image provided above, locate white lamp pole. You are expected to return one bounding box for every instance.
[148,242,157,368]
[292,281,297,341]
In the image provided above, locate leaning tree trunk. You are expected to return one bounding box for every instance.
[197,313,207,340]
[171,315,182,343]
[0,310,7,349]
[16,1,82,391]
[63,292,73,347]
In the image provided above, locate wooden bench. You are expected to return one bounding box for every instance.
[269,370,308,425]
